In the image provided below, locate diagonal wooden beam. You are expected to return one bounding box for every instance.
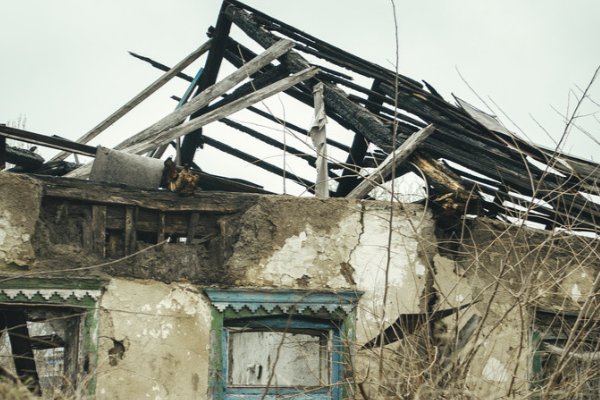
[201,134,315,193]
[225,5,396,151]
[347,124,436,199]
[122,66,319,155]
[115,39,296,153]
[50,40,211,162]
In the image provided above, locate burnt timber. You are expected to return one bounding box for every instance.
[3,0,600,233]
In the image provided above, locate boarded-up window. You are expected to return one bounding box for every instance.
[228,329,330,388]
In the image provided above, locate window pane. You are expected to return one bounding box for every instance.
[229,330,329,387]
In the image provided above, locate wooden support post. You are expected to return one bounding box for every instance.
[309,82,329,198]
[0,136,5,171]
[124,206,137,254]
[180,4,233,165]
[347,124,436,199]
[336,79,384,196]
[50,40,212,162]
[92,205,107,257]
[157,212,166,244]
[187,212,200,245]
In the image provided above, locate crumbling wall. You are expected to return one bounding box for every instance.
[0,172,43,268]
[96,278,212,400]
[429,217,600,399]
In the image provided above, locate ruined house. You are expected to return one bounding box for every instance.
[1,1,600,399]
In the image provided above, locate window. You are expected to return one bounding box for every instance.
[532,308,600,399]
[205,289,362,400]
[0,280,102,397]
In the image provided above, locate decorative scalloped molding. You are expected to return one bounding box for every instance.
[0,288,101,302]
[205,288,362,315]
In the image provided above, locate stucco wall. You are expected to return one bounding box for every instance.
[0,172,42,268]
[92,197,435,399]
[96,279,212,400]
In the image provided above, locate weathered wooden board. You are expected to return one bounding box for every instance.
[50,40,212,162]
[34,174,261,213]
[115,39,296,152]
[123,66,319,155]
[347,124,436,199]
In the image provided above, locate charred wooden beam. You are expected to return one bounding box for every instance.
[181,4,233,165]
[225,4,396,152]
[201,134,315,193]
[128,51,195,81]
[245,105,351,153]
[0,126,96,157]
[347,125,436,199]
[35,174,264,212]
[0,136,5,170]
[225,0,423,89]
[5,145,45,170]
[218,118,340,179]
[336,79,387,196]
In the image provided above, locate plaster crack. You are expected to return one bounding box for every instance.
[347,201,366,266]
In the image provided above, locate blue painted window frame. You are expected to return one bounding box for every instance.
[222,315,342,400]
[205,289,362,400]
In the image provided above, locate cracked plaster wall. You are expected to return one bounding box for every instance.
[429,218,600,399]
[92,197,436,399]
[0,172,42,268]
[96,279,211,400]
[228,197,435,344]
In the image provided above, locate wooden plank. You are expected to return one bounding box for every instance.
[92,205,107,257]
[113,39,296,153]
[34,174,261,213]
[0,125,97,157]
[81,208,93,251]
[309,82,329,198]
[187,212,200,244]
[50,40,212,162]
[122,66,319,155]
[157,212,166,243]
[124,206,136,254]
[347,124,436,199]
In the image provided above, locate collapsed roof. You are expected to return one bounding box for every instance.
[1,0,599,232]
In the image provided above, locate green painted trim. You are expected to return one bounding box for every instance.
[0,278,106,290]
[0,279,103,396]
[209,307,225,400]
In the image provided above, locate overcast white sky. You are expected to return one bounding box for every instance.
[2,0,599,194]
